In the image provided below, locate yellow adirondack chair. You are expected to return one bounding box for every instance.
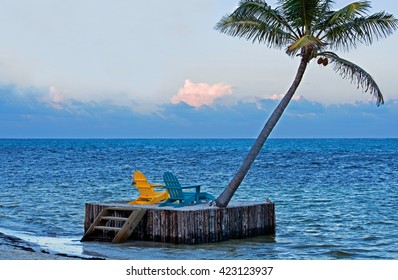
[129,170,168,205]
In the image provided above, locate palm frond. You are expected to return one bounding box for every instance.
[286,35,324,56]
[328,1,371,24]
[215,15,293,48]
[324,11,398,51]
[321,52,383,105]
[215,0,298,48]
[279,0,326,34]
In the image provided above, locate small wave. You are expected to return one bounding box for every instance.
[363,236,378,241]
[326,250,354,259]
[0,204,18,209]
[343,165,362,169]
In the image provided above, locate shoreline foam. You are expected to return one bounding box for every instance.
[0,232,103,260]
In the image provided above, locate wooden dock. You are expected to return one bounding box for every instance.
[82,201,275,244]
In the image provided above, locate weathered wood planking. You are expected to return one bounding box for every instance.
[83,201,275,244]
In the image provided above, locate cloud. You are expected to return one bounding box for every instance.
[267,93,303,101]
[2,84,398,138]
[171,80,233,108]
[46,86,66,110]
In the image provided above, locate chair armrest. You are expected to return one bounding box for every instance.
[181,184,201,189]
[150,184,165,189]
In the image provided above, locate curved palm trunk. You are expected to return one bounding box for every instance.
[215,53,311,207]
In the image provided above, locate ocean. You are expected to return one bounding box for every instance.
[0,138,397,259]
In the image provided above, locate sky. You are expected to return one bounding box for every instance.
[0,0,397,138]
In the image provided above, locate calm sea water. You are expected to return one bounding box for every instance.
[0,138,397,259]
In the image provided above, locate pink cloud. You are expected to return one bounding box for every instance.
[47,86,66,110]
[171,80,232,108]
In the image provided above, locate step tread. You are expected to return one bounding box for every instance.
[101,216,129,221]
[94,226,123,231]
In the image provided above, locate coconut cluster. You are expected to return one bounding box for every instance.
[317,57,329,66]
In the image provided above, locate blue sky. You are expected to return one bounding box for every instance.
[1,0,397,138]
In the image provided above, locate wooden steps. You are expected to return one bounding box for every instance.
[81,206,147,243]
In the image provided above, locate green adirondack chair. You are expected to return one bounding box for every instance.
[159,172,214,207]
[159,172,199,207]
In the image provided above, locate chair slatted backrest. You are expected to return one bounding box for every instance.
[162,172,185,200]
[133,170,154,198]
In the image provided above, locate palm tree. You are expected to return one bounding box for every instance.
[214,0,398,207]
